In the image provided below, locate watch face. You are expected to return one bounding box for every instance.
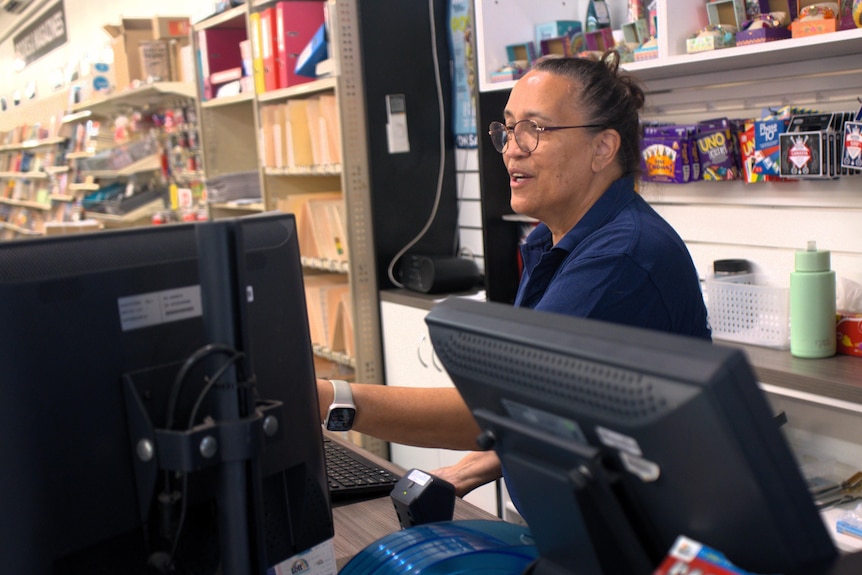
[326,407,356,432]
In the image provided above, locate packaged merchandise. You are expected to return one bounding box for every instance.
[641,124,700,183]
[696,118,740,180]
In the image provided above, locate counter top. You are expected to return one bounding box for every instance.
[379,289,862,409]
[379,287,483,310]
[720,340,862,406]
[329,427,862,575]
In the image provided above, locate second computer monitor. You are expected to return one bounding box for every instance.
[426,297,836,575]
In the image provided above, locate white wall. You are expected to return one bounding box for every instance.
[455,147,484,273]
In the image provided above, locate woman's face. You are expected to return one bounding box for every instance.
[501,70,600,233]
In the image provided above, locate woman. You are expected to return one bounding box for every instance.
[317,51,710,497]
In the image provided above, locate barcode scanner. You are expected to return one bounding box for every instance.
[391,468,456,529]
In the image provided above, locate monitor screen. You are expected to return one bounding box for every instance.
[425,298,837,575]
[0,213,333,574]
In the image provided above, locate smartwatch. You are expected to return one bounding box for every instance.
[324,379,356,432]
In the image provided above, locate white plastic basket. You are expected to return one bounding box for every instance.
[705,276,790,349]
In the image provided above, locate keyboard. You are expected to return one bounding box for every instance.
[324,436,401,502]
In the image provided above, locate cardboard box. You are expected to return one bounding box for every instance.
[506,42,537,66]
[583,28,615,51]
[686,34,735,53]
[791,17,837,36]
[755,0,797,25]
[104,19,153,88]
[707,0,747,28]
[540,36,576,56]
[736,26,792,44]
[634,42,658,61]
[535,20,582,50]
[837,311,862,357]
[103,17,190,89]
[791,0,838,36]
[152,16,191,39]
[490,67,526,82]
[622,19,650,45]
[736,0,795,45]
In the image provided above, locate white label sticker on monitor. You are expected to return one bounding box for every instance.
[502,399,587,444]
[118,285,203,331]
[596,425,642,457]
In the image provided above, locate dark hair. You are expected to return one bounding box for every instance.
[532,50,645,177]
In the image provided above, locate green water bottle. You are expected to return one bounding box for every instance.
[790,241,836,358]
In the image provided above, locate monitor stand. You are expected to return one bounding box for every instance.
[119,220,276,574]
[475,409,655,575]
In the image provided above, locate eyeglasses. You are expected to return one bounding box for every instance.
[488,119,604,153]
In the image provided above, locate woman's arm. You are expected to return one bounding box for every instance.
[316,379,482,451]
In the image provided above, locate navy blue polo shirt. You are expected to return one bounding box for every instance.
[514,176,711,340]
[504,176,711,519]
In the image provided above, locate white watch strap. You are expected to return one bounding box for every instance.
[329,379,353,406]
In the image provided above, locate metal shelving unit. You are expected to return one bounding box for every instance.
[193,0,384,455]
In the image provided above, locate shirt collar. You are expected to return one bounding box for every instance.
[524,175,636,255]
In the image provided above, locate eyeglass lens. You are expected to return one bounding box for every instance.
[488,120,539,153]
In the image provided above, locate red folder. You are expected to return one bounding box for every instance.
[259,7,279,92]
[197,27,246,99]
[275,1,326,89]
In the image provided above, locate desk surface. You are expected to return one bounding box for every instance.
[331,492,862,575]
[328,433,862,574]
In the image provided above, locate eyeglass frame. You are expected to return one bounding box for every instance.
[488,119,605,153]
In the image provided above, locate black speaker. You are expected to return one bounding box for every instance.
[398,254,480,294]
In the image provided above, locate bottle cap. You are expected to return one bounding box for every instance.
[795,241,831,272]
[713,259,751,275]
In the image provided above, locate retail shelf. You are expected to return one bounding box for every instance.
[0,136,66,152]
[0,222,41,235]
[263,164,342,177]
[208,200,265,211]
[0,171,49,180]
[78,153,162,178]
[70,82,197,117]
[0,197,51,210]
[201,92,255,109]
[312,345,356,369]
[301,255,350,274]
[192,3,246,30]
[474,0,862,92]
[257,77,337,103]
[85,198,164,227]
[68,183,101,192]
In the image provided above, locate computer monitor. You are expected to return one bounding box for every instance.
[425,298,837,575]
[0,213,333,574]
